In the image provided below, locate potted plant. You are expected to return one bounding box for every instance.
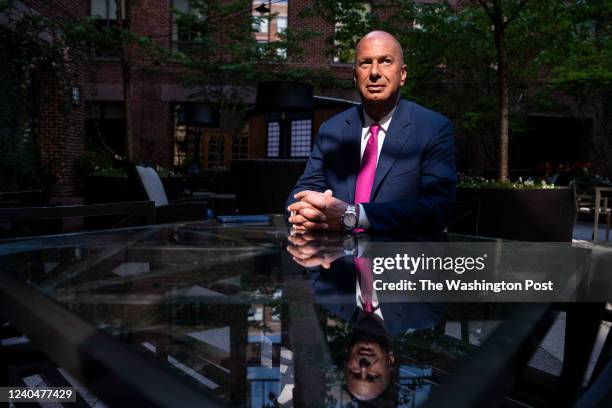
[449,176,575,242]
[75,150,186,203]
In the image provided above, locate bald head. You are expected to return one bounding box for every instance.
[353,30,407,120]
[345,340,395,401]
[355,31,404,67]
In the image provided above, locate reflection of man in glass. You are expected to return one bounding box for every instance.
[287,232,444,402]
[346,311,395,401]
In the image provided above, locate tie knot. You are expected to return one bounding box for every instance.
[370,123,380,137]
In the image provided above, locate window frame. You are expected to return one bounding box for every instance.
[90,0,126,25]
[266,112,313,159]
[171,0,207,51]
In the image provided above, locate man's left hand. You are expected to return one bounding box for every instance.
[286,231,345,268]
[287,190,349,232]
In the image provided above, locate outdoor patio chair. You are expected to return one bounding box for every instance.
[120,161,209,223]
[0,201,155,239]
[574,184,612,241]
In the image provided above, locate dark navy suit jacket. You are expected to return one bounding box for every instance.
[309,260,445,335]
[287,99,456,232]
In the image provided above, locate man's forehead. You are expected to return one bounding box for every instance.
[356,34,402,58]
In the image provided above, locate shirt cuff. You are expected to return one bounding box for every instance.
[357,204,371,230]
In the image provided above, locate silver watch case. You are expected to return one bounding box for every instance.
[342,205,358,231]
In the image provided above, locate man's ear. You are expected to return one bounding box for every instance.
[400,64,407,86]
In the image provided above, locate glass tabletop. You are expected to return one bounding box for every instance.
[0,218,580,407]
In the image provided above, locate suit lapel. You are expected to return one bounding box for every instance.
[343,107,363,204]
[371,100,413,201]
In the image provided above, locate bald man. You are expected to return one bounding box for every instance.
[287,31,456,233]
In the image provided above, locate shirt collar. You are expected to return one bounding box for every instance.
[363,104,397,134]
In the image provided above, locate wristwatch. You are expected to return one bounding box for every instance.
[342,234,357,256]
[341,205,358,231]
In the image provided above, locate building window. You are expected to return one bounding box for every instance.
[252,0,288,59]
[249,374,280,408]
[290,120,311,157]
[172,0,206,51]
[253,16,268,33]
[252,1,288,43]
[90,0,126,23]
[232,127,249,160]
[89,0,127,57]
[267,122,280,158]
[266,115,312,158]
[86,102,125,156]
[173,125,187,168]
[276,16,287,34]
[207,133,225,169]
[333,2,371,64]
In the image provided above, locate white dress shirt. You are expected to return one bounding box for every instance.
[357,105,398,229]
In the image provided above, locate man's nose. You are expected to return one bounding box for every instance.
[359,365,368,379]
[369,61,380,80]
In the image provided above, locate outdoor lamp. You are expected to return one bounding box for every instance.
[255,81,313,159]
[178,104,220,127]
[254,3,270,14]
[255,81,313,112]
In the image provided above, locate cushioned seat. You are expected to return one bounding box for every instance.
[121,162,209,224]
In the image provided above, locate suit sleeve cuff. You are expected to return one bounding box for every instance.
[357,204,371,230]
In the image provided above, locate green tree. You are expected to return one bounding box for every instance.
[63,0,168,160]
[543,0,612,173]
[391,0,569,180]
[174,0,328,107]
[0,0,64,190]
[312,0,578,180]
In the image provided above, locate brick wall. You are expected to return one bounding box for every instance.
[88,1,175,166]
[23,0,87,196]
[129,0,173,166]
[26,0,84,21]
[288,0,349,74]
[36,49,87,196]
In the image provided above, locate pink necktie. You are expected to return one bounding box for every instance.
[355,257,374,313]
[355,123,380,205]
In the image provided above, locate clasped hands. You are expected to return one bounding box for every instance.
[286,232,345,269]
[287,190,349,232]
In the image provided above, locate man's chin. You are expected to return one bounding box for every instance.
[363,96,387,105]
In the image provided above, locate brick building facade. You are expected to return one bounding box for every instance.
[8,1,606,196]
[14,0,383,196]
[5,0,368,196]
